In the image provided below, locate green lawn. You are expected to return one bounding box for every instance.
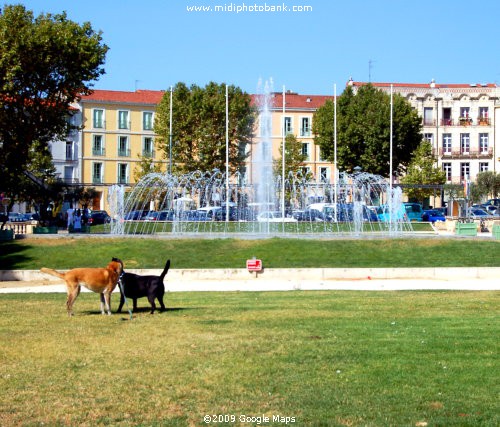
[1,237,499,270]
[0,291,498,426]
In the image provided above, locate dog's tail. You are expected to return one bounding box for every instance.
[40,267,65,279]
[159,259,170,282]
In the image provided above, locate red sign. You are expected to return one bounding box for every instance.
[246,259,263,272]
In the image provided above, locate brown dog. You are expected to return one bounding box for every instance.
[40,258,123,316]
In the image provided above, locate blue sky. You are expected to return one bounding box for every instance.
[11,0,500,95]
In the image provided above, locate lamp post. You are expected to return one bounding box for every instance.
[169,86,173,175]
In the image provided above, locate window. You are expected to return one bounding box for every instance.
[424,133,434,145]
[319,167,329,183]
[301,142,310,160]
[460,162,470,181]
[92,135,104,156]
[64,166,74,183]
[479,162,489,173]
[442,162,452,181]
[460,133,470,154]
[478,107,489,119]
[143,112,153,130]
[442,134,452,154]
[300,117,311,136]
[93,162,103,184]
[283,117,293,135]
[423,108,434,126]
[65,141,73,161]
[118,163,128,184]
[460,107,470,118]
[93,109,104,128]
[143,137,154,157]
[118,110,129,129]
[118,136,129,157]
[479,133,489,154]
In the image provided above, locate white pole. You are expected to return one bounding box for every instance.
[282,85,286,227]
[169,86,173,175]
[334,84,338,218]
[389,84,393,225]
[225,84,229,223]
[390,84,393,189]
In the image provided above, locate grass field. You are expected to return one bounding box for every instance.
[1,237,500,270]
[0,291,498,426]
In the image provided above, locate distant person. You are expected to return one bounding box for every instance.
[73,209,82,231]
[66,205,75,229]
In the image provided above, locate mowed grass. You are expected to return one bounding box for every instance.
[0,291,498,426]
[1,237,500,270]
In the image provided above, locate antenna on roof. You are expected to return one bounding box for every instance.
[368,59,376,82]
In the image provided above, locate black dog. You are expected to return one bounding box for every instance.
[117,259,170,314]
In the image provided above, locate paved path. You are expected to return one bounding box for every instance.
[1,276,498,293]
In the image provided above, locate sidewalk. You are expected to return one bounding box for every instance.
[1,268,499,293]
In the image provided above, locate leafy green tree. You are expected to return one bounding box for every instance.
[313,84,422,177]
[475,171,500,200]
[273,134,307,177]
[154,82,255,175]
[0,4,108,198]
[133,155,163,182]
[400,141,446,204]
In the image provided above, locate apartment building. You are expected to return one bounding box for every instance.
[348,79,500,184]
[49,82,499,211]
[79,89,165,209]
[48,104,82,184]
[249,91,335,183]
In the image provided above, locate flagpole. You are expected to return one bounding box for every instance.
[334,84,338,219]
[225,83,229,223]
[169,85,173,175]
[389,84,393,225]
[281,85,286,229]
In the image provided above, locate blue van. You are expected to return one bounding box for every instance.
[403,203,423,221]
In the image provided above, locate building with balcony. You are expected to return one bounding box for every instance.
[348,79,500,184]
[79,89,165,209]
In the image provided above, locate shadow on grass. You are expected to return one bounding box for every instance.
[0,242,33,269]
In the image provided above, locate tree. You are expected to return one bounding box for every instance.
[133,155,163,182]
[475,171,500,200]
[313,84,422,177]
[272,134,307,177]
[154,82,255,175]
[0,4,108,198]
[400,141,446,204]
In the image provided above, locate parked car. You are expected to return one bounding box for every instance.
[124,210,150,220]
[469,208,490,219]
[292,209,325,222]
[7,212,23,222]
[323,203,378,223]
[144,210,174,221]
[257,211,297,222]
[421,209,446,223]
[403,203,423,221]
[88,210,111,225]
[376,204,406,222]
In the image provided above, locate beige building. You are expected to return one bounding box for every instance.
[65,82,499,211]
[249,91,335,183]
[349,79,500,184]
[79,89,165,209]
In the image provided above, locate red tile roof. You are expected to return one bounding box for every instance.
[81,89,165,104]
[251,92,334,110]
[348,81,497,89]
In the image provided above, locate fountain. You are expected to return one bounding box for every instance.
[106,78,413,237]
[106,168,413,237]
